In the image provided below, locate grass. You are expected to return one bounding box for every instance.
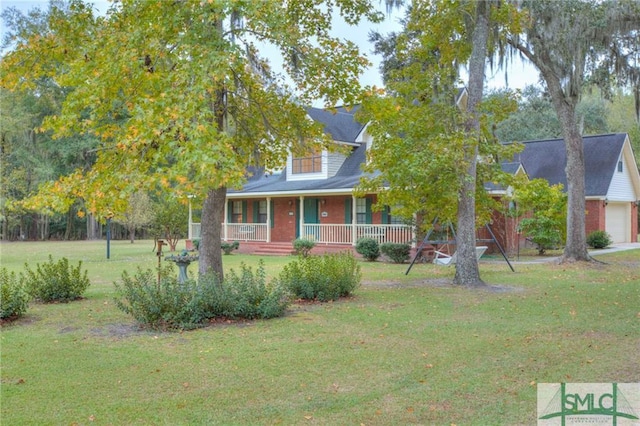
[1,240,639,425]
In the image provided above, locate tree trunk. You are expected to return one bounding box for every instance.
[454,0,489,287]
[539,68,591,262]
[129,225,135,243]
[198,186,226,284]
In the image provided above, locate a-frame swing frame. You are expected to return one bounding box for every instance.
[405,218,515,275]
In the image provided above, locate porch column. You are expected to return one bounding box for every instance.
[187,197,193,240]
[223,200,228,241]
[266,197,271,243]
[411,213,417,248]
[352,194,357,246]
[299,196,305,239]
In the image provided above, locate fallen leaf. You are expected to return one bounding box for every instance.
[89,415,95,421]
[304,415,313,420]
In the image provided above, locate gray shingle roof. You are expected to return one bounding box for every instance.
[229,143,373,195]
[305,105,365,143]
[513,133,627,196]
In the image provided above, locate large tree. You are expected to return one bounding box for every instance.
[507,0,640,262]
[359,0,522,286]
[1,0,382,280]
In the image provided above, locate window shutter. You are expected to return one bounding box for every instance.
[270,200,275,228]
[253,201,259,223]
[344,197,352,223]
[366,198,372,224]
[227,202,232,223]
[382,205,389,224]
[242,201,247,223]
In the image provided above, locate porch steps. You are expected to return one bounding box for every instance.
[250,243,296,256]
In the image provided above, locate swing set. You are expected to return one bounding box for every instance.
[405,218,515,275]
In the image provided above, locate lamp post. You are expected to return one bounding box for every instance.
[106,211,114,259]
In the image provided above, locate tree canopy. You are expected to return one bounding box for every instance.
[1,0,383,278]
[358,0,524,285]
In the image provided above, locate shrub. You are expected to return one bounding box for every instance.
[114,262,289,330]
[292,238,315,257]
[192,239,200,250]
[519,217,563,255]
[221,241,240,255]
[1,268,29,320]
[203,262,290,320]
[23,256,90,303]
[276,252,361,302]
[355,237,380,261]
[380,242,411,263]
[586,230,613,249]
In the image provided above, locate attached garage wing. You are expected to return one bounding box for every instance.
[605,202,631,243]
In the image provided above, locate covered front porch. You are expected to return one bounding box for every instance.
[188,194,415,250]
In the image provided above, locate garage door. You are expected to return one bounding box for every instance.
[605,203,630,243]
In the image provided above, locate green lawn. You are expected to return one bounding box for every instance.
[1,240,639,425]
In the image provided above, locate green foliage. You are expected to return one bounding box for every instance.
[192,239,200,250]
[204,262,289,320]
[113,262,289,330]
[276,252,361,302]
[511,178,567,255]
[586,230,613,249]
[0,268,29,319]
[221,241,239,255]
[355,237,380,261]
[22,255,90,302]
[292,238,316,257]
[380,242,411,264]
[519,217,563,255]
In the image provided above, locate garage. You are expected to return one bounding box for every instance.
[605,202,631,243]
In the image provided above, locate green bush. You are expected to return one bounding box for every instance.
[355,237,380,261]
[292,238,315,257]
[114,262,289,330]
[205,262,289,320]
[276,252,361,302]
[380,242,411,263]
[23,256,90,303]
[192,239,200,250]
[1,268,29,320]
[586,230,613,249]
[519,217,563,255]
[221,241,240,255]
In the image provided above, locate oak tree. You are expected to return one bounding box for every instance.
[1,0,382,280]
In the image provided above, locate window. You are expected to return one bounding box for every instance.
[231,201,243,223]
[257,200,267,223]
[618,160,623,172]
[292,151,322,174]
[356,198,368,224]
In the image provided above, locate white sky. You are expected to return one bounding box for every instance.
[1,0,539,92]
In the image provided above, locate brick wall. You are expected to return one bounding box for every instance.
[585,199,605,235]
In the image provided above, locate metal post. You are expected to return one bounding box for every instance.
[106,217,111,259]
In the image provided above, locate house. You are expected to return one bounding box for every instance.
[189,106,640,255]
[513,133,639,244]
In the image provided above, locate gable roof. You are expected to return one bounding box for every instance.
[305,105,366,143]
[513,133,629,197]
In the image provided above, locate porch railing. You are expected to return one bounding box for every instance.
[225,223,268,242]
[190,222,414,246]
[303,224,414,245]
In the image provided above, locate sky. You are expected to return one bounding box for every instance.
[1,0,539,92]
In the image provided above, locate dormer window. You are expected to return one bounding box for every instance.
[292,150,322,174]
